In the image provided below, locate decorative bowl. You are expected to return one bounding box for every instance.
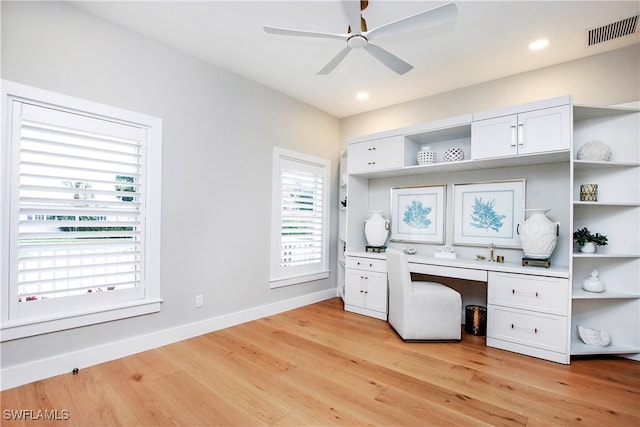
[443,147,464,162]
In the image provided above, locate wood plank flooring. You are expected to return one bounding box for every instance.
[2,297,639,426]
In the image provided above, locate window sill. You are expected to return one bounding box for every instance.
[0,299,162,342]
[270,271,330,289]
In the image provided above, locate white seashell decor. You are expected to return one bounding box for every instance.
[577,324,611,347]
[577,140,612,161]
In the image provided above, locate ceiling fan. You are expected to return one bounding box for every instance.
[263,1,457,75]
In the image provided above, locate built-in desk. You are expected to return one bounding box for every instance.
[344,251,571,364]
[346,251,569,280]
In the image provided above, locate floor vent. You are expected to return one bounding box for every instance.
[587,14,638,46]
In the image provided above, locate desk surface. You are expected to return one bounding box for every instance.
[346,251,569,279]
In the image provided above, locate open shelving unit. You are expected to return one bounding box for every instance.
[571,105,640,360]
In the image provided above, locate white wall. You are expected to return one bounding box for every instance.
[341,44,640,146]
[0,1,340,387]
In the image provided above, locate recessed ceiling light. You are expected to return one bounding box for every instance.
[529,39,550,51]
[356,91,369,101]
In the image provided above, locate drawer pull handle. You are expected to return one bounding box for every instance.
[512,289,539,298]
[511,324,539,334]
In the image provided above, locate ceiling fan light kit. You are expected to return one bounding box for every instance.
[264,1,458,75]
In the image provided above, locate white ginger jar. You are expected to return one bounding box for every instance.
[582,269,605,293]
[417,145,436,165]
[517,209,559,259]
[364,211,389,247]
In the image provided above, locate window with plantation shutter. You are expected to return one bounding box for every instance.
[1,80,162,340]
[270,148,330,288]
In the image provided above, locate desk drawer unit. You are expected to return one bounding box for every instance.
[346,256,387,273]
[487,271,570,364]
[487,306,568,353]
[488,272,569,315]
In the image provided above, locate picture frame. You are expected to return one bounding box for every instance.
[390,185,445,244]
[453,179,525,248]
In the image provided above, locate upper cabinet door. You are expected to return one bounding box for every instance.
[517,105,571,156]
[472,105,571,160]
[371,136,402,171]
[347,135,402,174]
[471,114,519,160]
[347,141,374,174]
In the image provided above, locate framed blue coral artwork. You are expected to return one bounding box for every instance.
[453,179,525,247]
[390,185,445,243]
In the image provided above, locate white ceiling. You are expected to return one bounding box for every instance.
[69,1,640,118]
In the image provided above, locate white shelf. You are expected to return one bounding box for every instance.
[572,253,639,258]
[573,201,640,206]
[572,288,640,299]
[349,150,570,178]
[571,339,640,356]
[573,160,640,169]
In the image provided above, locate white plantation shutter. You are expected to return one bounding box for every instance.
[280,168,324,267]
[1,80,162,339]
[14,104,145,315]
[271,148,330,288]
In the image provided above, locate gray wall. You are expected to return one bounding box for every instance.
[1,1,340,370]
[341,44,640,146]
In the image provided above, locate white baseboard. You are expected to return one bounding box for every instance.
[1,288,338,391]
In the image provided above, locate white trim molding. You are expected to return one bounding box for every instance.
[0,288,338,391]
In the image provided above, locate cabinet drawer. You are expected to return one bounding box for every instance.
[487,305,568,354]
[488,272,568,315]
[346,256,387,273]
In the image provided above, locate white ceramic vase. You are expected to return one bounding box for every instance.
[417,145,436,165]
[582,269,605,293]
[517,209,559,259]
[364,211,389,247]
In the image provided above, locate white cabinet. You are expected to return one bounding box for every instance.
[472,104,571,160]
[342,95,639,364]
[487,272,570,364]
[571,106,640,360]
[347,135,402,174]
[344,256,388,320]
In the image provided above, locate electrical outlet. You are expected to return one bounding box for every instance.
[195,294,204,308]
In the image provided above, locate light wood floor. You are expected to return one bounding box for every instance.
[2,297,639,426]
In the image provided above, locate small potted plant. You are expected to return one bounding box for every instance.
[573,227,608,253]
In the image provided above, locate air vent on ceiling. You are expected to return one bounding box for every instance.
[587,14,639,46]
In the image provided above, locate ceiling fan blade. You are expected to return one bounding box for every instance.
[342,0,363,35]
[363,43,413,75]
[365,2,457,41]
[264,26,347,41]
[317,46,352,75]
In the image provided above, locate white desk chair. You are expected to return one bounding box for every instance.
[386,249,462,341]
